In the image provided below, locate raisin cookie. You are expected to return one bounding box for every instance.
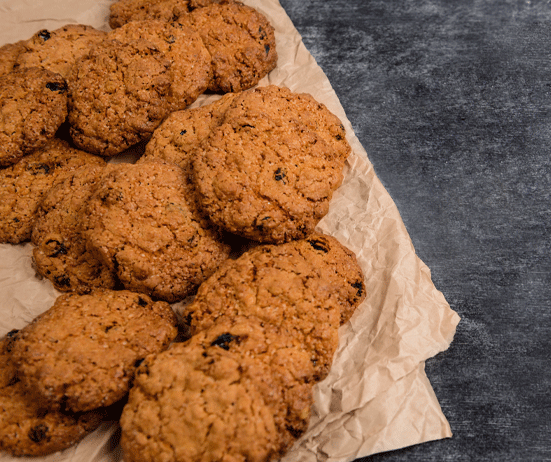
[31,164,118,294]
[120,339,283,462]
[0,138,105,244]
[183,237,344,380]
[84,160,232,303]
[108,20,212,111]
[0,66,68,167]
[15,25,107,79]
[11,290,178,413]
[140,92,237,168]
[180,2,277,92]
[0,331,106,457]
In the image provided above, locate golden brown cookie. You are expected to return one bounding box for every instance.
[0,138,105,244]
[140,92,237,168]
[0,40,27,77]
[84,160,232,303]
[0,331,106,457]
[108,20,212,111]
[11,290,178,413]
[0,66,68,167]
[183,237,344,380]
[180,2,277,92]
[120,338,284,462]
[15,25,107,79]
[67,39,173,157]
[31,164,118,294]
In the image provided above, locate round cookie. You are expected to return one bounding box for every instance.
[0,331,106,457]
[0,66,68,167]
[140,92,237,168]
[183,238,344,380]
[84,159,232,303]
[31,164,118,294]
[108,20,212,112]
[11,290,178,413]
[15,25,107,79]
[224,85,352,163]
[180,2,277,93]
[0,138,105,244]
[109,0,229,29]
[191,109,344,243]
[120,339,283,462]
[0,40,27,77]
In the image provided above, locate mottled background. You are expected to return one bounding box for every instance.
[278,0,551,460]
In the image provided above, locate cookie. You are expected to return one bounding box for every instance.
[31,164,118,294]
[140,92,237,168]
[224,85,352,163]
[0,331,106,457]
[183,238,344,380]
[11,290,178,413]
[180,2,277,92]
[108,20,212,111]
[67,39,173,157]
[0,138,105,244]
[109,0,229,29]
[84,160,232,303]
[15,25,107,79]
[0,66,68,167]
[191,106,344,243]
[0,40,27,77]
[120,339,284,462]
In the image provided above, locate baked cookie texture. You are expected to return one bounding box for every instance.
[11,290,178,413]
[0,40,27,77]
[31,164,118,294]
[109,0,230,29]
[83,159,232,303]
[0,331,106,457]
[0,66,68,167]
[180,2,277,93]
[15,25,107,79]
[140,92,237,168]
[183,236,345,380]
[108,20,212,112]
[0,138,105,244]
[67,39,172,157]
[120,337,285,462]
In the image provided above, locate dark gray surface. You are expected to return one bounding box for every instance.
[277,0,551,460]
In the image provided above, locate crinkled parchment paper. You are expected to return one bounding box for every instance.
[0,0,461,460]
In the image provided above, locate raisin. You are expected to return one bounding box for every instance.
[274,168,286,182]
[45,239,67,257]
[54,275,71,287]
[134,358,144,368]
[166,35,176,44]
[46,81,67,93]
[211,333,239,350]
[258,26,267,40]
[37,30,51,41]
[180,129,187,135]
[30,163,50,175]
[28,424,49,443]
[352,281,364,298]
[137,296,149,307]
[265,44,270,55]
[308,239,329,253]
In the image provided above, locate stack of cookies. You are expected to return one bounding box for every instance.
[0,1,368,460]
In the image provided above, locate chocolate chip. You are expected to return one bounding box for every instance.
[28,424,49,443]
[211,333,239,350]
[37,30,51,41]
[46,81,67,93]
[308,239,330,253]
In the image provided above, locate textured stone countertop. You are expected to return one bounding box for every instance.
[278,0,551,460]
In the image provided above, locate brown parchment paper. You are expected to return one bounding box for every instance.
[0,0,461,460]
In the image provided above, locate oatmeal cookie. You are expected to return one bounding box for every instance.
[0,331,105,457]
[120,338,283,462]
[191,111,344,243]
[108,20,212,111]
[11,290,178,413]
[15,25,107,79]
[0,40,27,77]
[140,92,237,168]
[31,164,118,294]
[180,2,277,93]
[183,238,344,380]
[0,138,105,244]
[0,66,68,167]
[84,160,232,303]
